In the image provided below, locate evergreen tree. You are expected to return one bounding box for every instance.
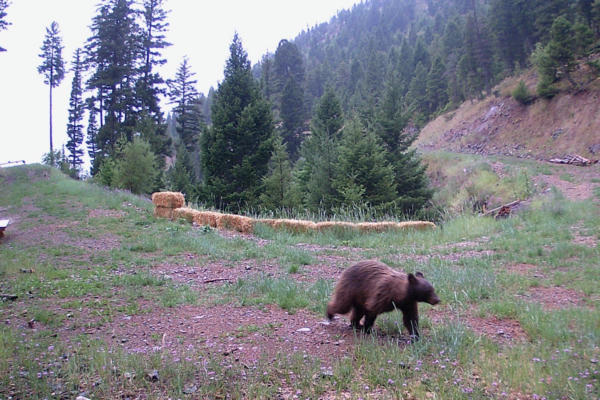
[0,0,10,52]
[393,149,433,214]
[201,33,274,209]
[113,137,157,194]
[545,16,578,89]
[165,144,196,199]
[273,40,306,158]
[333,117,396,209]
[167,57,203,152]
[426,57,448,114]
[66,48,85,175]
[298,88,343,212]
[137,0,170,122]
[407,62,428,120]
[260,133,294,209]
[279,78,305,159]
[85,0,140,157]
[38,21,65,167]
[86,99,101,175]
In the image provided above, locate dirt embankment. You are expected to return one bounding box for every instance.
[416,72,600,160]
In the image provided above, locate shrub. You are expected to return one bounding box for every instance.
[512,81,533,104]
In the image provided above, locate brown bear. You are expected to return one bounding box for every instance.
[326,260,440,340]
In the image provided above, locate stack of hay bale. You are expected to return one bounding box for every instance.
[151,191,436,234]
[151,192,185,220]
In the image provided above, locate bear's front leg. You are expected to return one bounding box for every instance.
[402,303,419,341]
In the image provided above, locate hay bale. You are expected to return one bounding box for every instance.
[217,214,254,233]
[356,222,399,233]
[154,206,174,219]
[151,192,185,208]
[172,207,199,223]
[396,221,436,231]
[316,221,358,232]
[256,218,278,228]
[193,211,222,228]
[278,219,317,233]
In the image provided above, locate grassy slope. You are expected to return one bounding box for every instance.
[1,164,599,399]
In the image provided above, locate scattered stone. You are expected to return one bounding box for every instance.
[146,370,159,382]
[76,396,91,400]
[183,384,198,394]
[296,328,311,333]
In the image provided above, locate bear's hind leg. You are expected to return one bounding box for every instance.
[350,307,365,329]
[363,313,378,333]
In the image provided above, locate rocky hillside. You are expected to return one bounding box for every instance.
[416,68,600,160]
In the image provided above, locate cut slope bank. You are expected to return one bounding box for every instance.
[416,72,600,160]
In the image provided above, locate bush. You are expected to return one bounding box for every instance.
[512,81,533,104]
[112,137,158,195]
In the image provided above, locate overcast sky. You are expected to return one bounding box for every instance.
[0,0,362,167]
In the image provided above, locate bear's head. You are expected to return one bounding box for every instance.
[408,272,440,305]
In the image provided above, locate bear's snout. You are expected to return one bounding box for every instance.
[428,295,440,305]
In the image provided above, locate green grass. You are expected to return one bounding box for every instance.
[1,163,599,399]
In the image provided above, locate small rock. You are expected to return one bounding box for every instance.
[183,384,198,394]
[76,396,91,400]
[146,370,159,382]
[27,319,35,329]
[497,330,505,336]
[296,328,311,333]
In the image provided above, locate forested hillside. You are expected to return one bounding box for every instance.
[33,0,600,218]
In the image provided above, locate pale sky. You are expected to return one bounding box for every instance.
[0,0,362,167]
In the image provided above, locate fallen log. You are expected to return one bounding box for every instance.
[482,200,521,217]
[548,154,598,166]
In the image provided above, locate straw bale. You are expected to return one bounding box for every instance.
[217,213,254,233]
[172,207,199,223]
[356,222,399,233]
[316,221,358,232]
[396,221,436,231]
[154,206,174,219]
[151,192,185,208]
[257,218,278,228]
[278,219,317,233]
[193,211,222,228]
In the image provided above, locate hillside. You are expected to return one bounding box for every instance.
[416,69,600,160]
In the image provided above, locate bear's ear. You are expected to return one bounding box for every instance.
[416,271,424,278]
[408,273,417,284]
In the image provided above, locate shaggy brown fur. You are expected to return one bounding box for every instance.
[326,260,440,339]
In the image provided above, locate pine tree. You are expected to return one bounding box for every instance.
[165,144,196,199]
[260,133,294,209]
[137,0,170,122]
[545,16,578,89]
[407,62,428,120]
[298,88,343,212]
[38,21,65,167]
[0,0,10,52]
[426,57,448,114]
[273,40,306,158]
[333,117,396,209]
[86,99,101,175]
[167,57,203,152]
[113,137,157,194]
[85,0,140,157]
[201,33,274,209]
[279,78,305,158]
[66,48,85,175]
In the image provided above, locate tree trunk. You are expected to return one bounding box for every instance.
[49,78,54,166]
